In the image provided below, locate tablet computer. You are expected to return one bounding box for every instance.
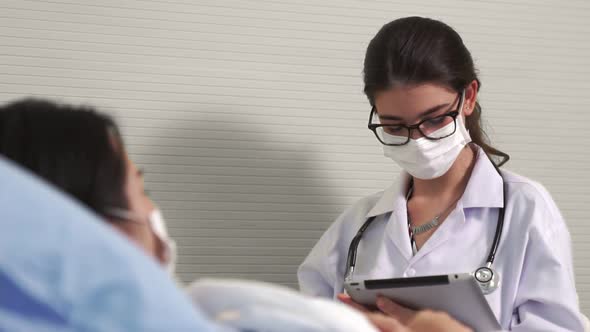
[344,273,500,331]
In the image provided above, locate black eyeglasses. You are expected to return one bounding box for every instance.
[368,92,463,146]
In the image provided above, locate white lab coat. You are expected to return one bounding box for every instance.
[298,146,584,331]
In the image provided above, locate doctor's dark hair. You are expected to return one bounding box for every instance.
[0,98,130,214]
[363,16,509,166]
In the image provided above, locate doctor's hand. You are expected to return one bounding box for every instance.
[337,294,416,324]
[337,294,472,332]
[374,296,417,324]
[366,310,473,332]
[404,310,473,332]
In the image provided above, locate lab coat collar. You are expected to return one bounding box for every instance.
[365,145,503,219]
[460,146,504,209]
[365,173,411,219]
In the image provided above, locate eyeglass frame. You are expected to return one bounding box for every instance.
[367,91,464,146]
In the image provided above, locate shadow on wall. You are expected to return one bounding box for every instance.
[123,107,342,289]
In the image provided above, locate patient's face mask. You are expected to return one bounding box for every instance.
[149,209,178,275]
[104,207,177,276]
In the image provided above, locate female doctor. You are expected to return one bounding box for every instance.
[298,17,584,331]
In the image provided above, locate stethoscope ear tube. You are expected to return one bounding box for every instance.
[476,167,505,295]
[345,216,377,281]
[486,167,507,265]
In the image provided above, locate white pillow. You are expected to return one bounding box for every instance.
[187,278,378,332]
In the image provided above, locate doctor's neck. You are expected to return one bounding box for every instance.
[412,144,477,200]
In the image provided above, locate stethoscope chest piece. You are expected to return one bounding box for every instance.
[474,263,500,295]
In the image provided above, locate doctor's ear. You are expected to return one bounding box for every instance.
[463,80,479,117]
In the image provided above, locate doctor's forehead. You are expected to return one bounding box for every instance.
[374,84,457,116]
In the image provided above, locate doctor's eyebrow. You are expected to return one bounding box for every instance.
[378,102,452,121]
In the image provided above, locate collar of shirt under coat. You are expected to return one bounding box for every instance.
[364,145,505,220]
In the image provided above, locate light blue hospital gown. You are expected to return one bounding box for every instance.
[0,158,225,332]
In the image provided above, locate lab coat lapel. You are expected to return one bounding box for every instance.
[366,173,413,262]
[385,208,413,262]
[410,202,466,263]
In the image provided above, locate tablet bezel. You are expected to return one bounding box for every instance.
[344,273,500,331]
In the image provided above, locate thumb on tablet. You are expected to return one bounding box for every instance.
[376,296,416,324]
[407,310,473,332]
[365,312,409,332]
[337,293,370,313]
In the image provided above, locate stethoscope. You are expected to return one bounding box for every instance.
[344,166,507,295]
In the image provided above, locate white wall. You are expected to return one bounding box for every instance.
[1,0,589,313]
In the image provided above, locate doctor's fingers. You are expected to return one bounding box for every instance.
[365,313,410,332]
[337,293,370,313]
[376,296,416,324]
[406,310,473,332]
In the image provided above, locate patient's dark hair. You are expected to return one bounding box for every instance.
[0,98,129,213]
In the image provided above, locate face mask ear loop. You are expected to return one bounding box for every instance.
[102,207,145,225]
[458,89,466,116]
[457,89,470,135]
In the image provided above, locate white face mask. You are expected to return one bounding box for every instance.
[149,209,178,276]
[382,99,472,180]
